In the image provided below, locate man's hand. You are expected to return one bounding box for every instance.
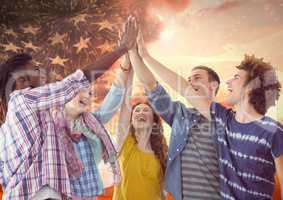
[137,31,149,58]
[120,16,138,50]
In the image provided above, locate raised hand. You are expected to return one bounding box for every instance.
[137,31,149,58]
[120,16,138,50]
[121,53,131,71]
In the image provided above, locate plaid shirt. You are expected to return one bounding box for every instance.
[0,70,89,200]
[56,84,124,198]
[71,135,103,197]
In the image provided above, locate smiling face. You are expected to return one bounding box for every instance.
[225,69,248,106]
[188,68,217,98]
[131,103,154,131]
[65,87,93,115]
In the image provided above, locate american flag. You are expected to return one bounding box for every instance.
[0,0,162,103]
[0,1,122,127]
[0,0,164,132]
[1,0,125,89]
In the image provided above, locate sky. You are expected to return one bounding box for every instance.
[136,0,283,122]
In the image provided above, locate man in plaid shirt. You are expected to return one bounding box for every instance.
[0,16,138,200]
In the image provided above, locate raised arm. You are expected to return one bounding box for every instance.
[128,43,192,126]
[94,56,131,124]
[136,33,211,119]
[83,16,138,82]
[116,54,134,151]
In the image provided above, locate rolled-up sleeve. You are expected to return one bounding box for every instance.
[93,84,125,124]
[23,70,90,111]
[146,83,184,127]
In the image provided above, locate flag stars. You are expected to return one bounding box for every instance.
[70,13,89,26]
[95,20,115,31]
[21,25,40,35]
[49,32,66,46]
[1,43,21,52]
[22,41,40,52]
[97,41,116,54]
[74,37,91,53]
[50,55,69,66]
[4,29,17,37]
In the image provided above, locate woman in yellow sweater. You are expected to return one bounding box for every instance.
[113,54,168,200]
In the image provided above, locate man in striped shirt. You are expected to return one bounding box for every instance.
[0,17,138,200]
[128,35,221,200]
[134,50,283,199]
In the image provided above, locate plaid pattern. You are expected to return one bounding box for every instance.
[83,112,118,164]
[0,70,89,200]
[71,135,103,197]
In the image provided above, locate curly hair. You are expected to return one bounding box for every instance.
[130,102,168,180]
[236,55,281,115]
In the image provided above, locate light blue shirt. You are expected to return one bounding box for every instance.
[71,84,125,197]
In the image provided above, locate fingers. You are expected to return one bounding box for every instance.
[128,16,138,38]
[125,16,131,35]
[117,29,122,46]
[119,15,139,50]
[137,30,142,44]
[125,16,133,36]
[137,30,144,48]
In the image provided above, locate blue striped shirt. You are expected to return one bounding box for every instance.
[212,102,283,200]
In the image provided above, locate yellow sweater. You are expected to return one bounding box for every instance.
[113,134,162,200]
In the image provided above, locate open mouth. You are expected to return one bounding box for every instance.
[227,88,233,93]
[136,115,147,122]
[191,85,200,92]
[79,100,88,106]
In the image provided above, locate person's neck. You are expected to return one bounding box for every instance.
[135,128,153,153]
[64,106,80,122]
[234,101,263,123]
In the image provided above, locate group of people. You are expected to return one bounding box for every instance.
[0,16,282,200]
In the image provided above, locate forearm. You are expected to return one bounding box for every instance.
[128,51,156,91]
[24,70,89,110]
[113,68,129,88]
[94,84,125,124]
[96,69,130,123]
[143,54,211,119]
[143,54,188,96]
[117,70,133,150]
[83,45,127,82]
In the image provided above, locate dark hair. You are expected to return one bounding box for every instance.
[0,53,32,106]
[236,55,281,115]
[192,65,220,95]
[130,102,168,181]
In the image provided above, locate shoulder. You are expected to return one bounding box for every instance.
[259,116,283,135]
[7,88,31,106]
